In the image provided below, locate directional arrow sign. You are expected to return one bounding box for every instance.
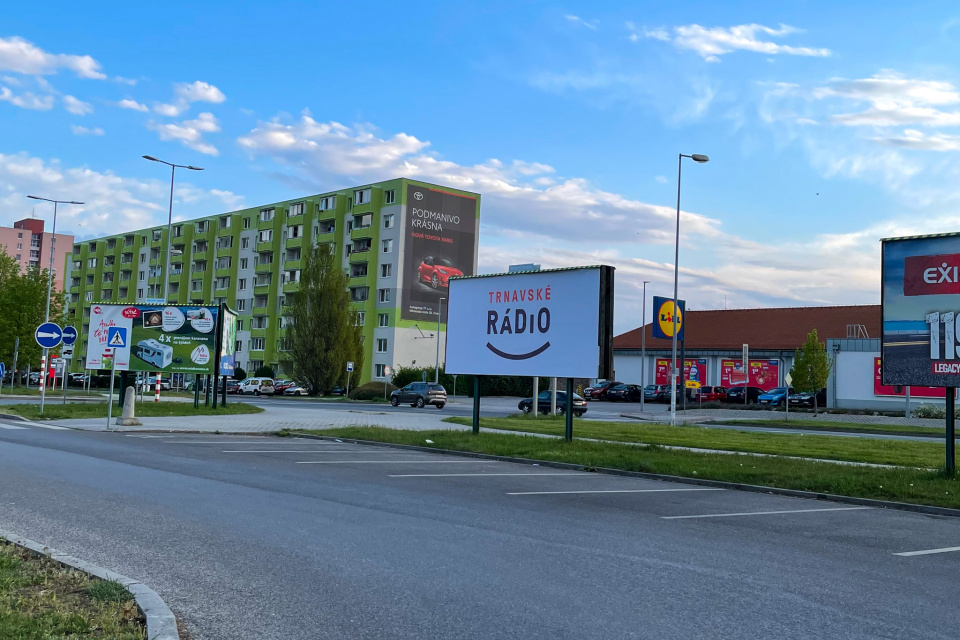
[61,326,78,346]
[0,362,5,378]
[35,322,62,349]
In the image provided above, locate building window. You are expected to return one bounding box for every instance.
[172,225,182,238]
[288,225,303,239]
[241,237,250,249]
[382,239,393,253]
[136,289,143,299]
[353,214,372,229]
[16,243,21,250]
[191,280,203,292]
[383,214,394,228]
[259,229,273,243]
[251,337,265,351]
[138,270,145,280]
[87,258,98,268]
[17,232,22,239]
[356,311,365,326]
[260,208,274,222]
[235,339,243,352]
[354,188,371,205]
[375,364,386,378]
[376,338,388,353]
[238,278,247,290]
[152,229,162,242]
[319,196,336,211]
[288,202,304,217]
[351,287,369,302]
[240,257,248,270]
[378,313,389,327]
[237,298,246,311]
[219,216,231,229]
[216,236,233,250]
[384,190,395,205]
[380,263,392,278]
[351,263,367,278]
[216,257,232,269]
[378,288,390,303]
[216,276,230,290]
[318,219,335,234]
[196,221,208,233]
[243,217,251,229]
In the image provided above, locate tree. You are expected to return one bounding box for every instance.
[0,260,64,375]
[233,366,247,381]
[789,329,832,416]
[284,244,363,396]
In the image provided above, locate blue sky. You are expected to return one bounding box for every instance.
[4,1,960,332]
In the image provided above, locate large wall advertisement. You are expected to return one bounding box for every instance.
[873,357,944,398]
[445,266,615,379]
[720,359,780,391]
[654,358,707,386]
[85,304,219,374]
[400,184,478,322]
[881,235,960,387]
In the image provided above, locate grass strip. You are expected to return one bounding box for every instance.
[711,419,943,437]
[3,400,263,420]
[441,416,949,468]
[0,538,145,639]
[1,387,97,397]
[298,427,960,509]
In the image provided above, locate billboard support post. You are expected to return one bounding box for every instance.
[564,378,573,441]
[948,389,956,475]
[680,338,686,413]
[905,386,911,417]
[531,376,538,420]
[106,355,116,431]
[472,376,480,435]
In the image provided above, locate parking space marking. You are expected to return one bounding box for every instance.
[662,506,872,520]
[508,488,724,496]
[894,546,960,557]
[296,460,497,465]
[389,473,591,478]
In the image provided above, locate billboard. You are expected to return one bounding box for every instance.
[873,357,944,398]
[652,296,685,341]
[219,306,239,377]
[85,304,218,374]
[720,359,780,391]
[654,358,708,386]
[400,184,478,322]
[445,266,615,378]
[881,234,960,387]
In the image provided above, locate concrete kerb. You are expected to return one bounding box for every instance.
[289,432,960,520]
[0,527,179,640]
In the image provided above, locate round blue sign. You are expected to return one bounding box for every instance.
[35,322,63,349]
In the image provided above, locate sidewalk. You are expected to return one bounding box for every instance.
[620,408,947,429]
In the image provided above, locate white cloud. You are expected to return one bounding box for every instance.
[154,80,226,117]
[0,35,106,79]
[63,94,92,115]
[148,112,221,155]
[116,98,148,112]
[154,102,183,117]
[632,23,831,62]
[814,71,960,127]
[0,86,53,109]
[70,125,104,136]
[872,129,960,151]
[565,15,598,30]
[114,76,137,85]
[655,175,668,183]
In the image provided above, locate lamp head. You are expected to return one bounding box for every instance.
[691,154,710,164]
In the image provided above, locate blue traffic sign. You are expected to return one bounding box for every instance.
[107,327,128,348]
[61,326,78,346]
[35,322,62,349]
[0,363,5,378]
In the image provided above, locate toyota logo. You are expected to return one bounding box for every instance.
[414,192,423,200]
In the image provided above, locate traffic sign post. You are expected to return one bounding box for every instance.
[346,361,354,399]
[742,343,749,407]
[36,322,62,415]
[105,348,115,430]
[0,362,4,397]
[784,371,793,421]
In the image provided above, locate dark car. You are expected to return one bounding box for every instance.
[725,386,764,404]
[327,386,346,396]
[584,380,621,401]
[417,256,462,289]
[654,384,685,403]
[518,390,587,417]
[788,388,828,407]
[391,382,447,408]
[697,386,727,402]
[272,379,296,395]
[226,380,241,394]
[606,384,643,402]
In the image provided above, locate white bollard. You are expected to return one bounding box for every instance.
[117,386,142,426]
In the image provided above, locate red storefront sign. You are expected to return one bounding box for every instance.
[720,360,780,391]
[873,357,944,398]
[654,358,708,386]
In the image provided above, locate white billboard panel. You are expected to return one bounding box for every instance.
[445,266,613,378]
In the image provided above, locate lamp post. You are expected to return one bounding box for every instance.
[26,195,84,413]
[669,153,709,427]
[435,297,446,383]
[142,156,203,301]
[641,280,649,413]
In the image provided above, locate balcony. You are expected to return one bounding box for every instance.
[283,259,302,270]
[283,281,300,293]
[255,262,273,274]
[215,267,232,278]
[216,246,234,258]
[249,327,267,339]
[285,237,303,249]
[252,306,268,316]
[256,241,274,253]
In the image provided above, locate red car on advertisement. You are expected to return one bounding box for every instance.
[418,256,462,289]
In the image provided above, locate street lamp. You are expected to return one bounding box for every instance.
[435,297,446,383]
[641,280,649,414]
[669,153,709,427]
[142,155,203,301]
[26,195,84,412]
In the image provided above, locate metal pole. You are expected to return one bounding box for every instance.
[670,154,682,426]
[39,349,47,413]
[10,337,18,395]
[435,297,444,383]
[346,371,352,398]
[550,378,557,415]
[641,280,648,413]
[106,356,116,430]
[564,378,573,441]
[44,201,57,322]
[62,358,67,404]
[947,388,956,475]
[532,375,538,419]
[905,386,911,418]
[164,166,175,302]
[472,376,480,435]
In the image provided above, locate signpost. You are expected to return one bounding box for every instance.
[784,371,793,421]
[346,361,354,398]
[0,362,4,397]
[742,343,749,406]
[35,322,62,414]
[105,328,128,429]
[104,348,115,430]
[60,328,77,405]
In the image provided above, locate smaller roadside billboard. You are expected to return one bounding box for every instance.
[720,359,780,391]
[654,358,708,386]
[873,357,944,398]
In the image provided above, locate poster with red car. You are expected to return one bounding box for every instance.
[720,359,780,391]
[654,358,708,386]
[873,357,944,398]
[401,183,479,322]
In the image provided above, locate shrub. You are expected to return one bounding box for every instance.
[349,381,397,401]
[253,365,275,378]
[233,366,247,381]
[915,404,950,419]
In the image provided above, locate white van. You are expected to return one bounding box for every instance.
[238,377,275,396]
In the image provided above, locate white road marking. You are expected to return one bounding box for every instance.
[894,546,960,557]
[0,424,28,430]
[296,460,496,465]
[508,488,725,496]
[662,506,872,520]
[389,472,591,477]
[222,449,385,453]
[29,423,70,430]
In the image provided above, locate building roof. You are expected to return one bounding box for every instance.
[614,304,880,351]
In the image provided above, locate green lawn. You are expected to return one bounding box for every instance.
[297,427,960,509]
[2,400,263,420]
[1,387,98,397]
[711,419,943,437]
[442,416,950,468]
[0,539,145,639]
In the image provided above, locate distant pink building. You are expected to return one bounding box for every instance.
[0,218,74,291]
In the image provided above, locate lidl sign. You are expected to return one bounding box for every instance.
[652,296,685,341]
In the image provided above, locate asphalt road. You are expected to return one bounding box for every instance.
[1,425,959,639]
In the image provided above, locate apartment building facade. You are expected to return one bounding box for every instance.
[0,217,74,290]
[65,178,481,384]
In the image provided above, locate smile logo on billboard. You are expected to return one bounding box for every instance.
[656,300,683,338]
[485,286,552,360]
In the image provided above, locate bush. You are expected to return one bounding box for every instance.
[914,404,958,419]
[254,365,275,378]
[233,366,247,381]
[349,381,397,401]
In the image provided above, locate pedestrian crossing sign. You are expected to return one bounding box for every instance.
[107,327,128,348]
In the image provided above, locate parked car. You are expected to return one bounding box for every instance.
[725,386,764,404]
[654,384,686,403]
[283,384,309,396]
[272,379,296,395]
[28,372,41,385]
[606,383,643,402]
[789,388,828,407]
[238,377,276,396]
[391,382,447,408]
[757,387,794,407]
[697,386,728,403]
[518,390,588,417]
[583,380,621,401]
[327,386,346,396]
[417,256,463,289]
[225,380,241,394]
[642,385,659,402]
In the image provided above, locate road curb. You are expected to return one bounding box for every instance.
[0,412,28,422]
[289,432,960,519]
[0,528,180,640]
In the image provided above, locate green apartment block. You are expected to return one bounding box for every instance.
[65,178,481,384]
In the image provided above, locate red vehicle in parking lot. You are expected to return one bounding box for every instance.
[697,386,728,402]
[418,256,462,289]
[583,380,621,400]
